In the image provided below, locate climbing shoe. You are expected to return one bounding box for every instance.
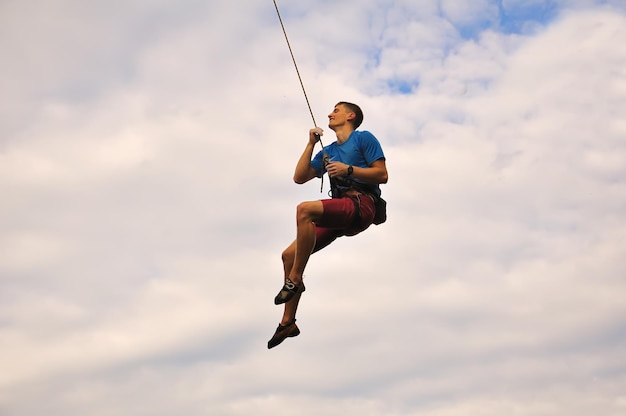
[273,277,304,305]
[267,320,300,349]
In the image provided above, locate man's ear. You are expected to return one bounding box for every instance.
[347,112,355,121]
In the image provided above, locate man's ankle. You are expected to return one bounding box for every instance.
[288,275,303,285]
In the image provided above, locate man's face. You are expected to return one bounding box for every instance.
[328,104,353,130]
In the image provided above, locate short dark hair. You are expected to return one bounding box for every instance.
[336,101,363,129]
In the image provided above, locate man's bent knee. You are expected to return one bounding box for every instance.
[296,200,323,223]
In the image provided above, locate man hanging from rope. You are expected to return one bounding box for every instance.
[268,101,388,349]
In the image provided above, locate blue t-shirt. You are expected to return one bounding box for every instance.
[311,130,385,196]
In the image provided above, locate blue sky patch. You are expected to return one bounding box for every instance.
[498,0,560,34]
[452,0,561,39]
[387,78,417,94]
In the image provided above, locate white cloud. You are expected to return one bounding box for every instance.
[1,1,625,415]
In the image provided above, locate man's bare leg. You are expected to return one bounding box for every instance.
[277,200,323,321]
[280,240,303,325]
[268,201,323,348]
[288,200,323,285]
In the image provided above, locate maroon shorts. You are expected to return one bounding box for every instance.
[312,194,376,253]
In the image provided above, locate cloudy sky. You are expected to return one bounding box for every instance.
[1,0,625,415]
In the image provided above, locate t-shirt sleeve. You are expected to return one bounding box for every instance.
[310,149,325,178]
[359,131,386,165]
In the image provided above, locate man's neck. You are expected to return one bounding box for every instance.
[334,125,355,144]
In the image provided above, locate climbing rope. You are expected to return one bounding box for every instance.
[272,0,334,194]
[272,0,319,131]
